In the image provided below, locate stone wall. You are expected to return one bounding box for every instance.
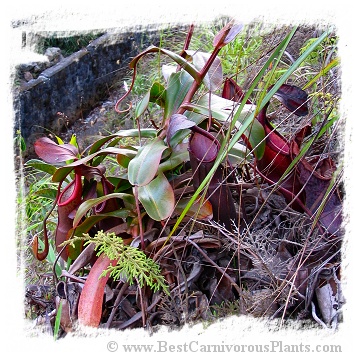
[13,27,171,157]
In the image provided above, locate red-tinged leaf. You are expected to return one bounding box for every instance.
[297,155,342,235]
[213,21,243,49]
[78,254,118,327]
[166,114,195,147]
[189,128,242,230]
[69,164,105,183]
[116,154,130,168]
[189,130,219,162]
[222,77,252,104]
[34,137,78,164]
[175,197,213,220]
[128,138,168,186]
[274,84,309,117]
[251,84,309,211]
[52,164,104,186]
[55,172,83,260]
[74,148,141,168]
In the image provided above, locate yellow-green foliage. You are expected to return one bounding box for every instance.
[67,231,169,294]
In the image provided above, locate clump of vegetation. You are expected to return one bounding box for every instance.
[22,19,343,337]
[38,32,105,57]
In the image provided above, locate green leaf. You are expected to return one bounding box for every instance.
[25,159,57,175]
[73,193,134,228]
[114,128,157,138]
[92,137,123,167]
[54,300,62,340]
[55,136,64,145]
[303,57,340,90]
[88,135,120,155]
[187,93,255,122]
[33,188,58,200]
[116,152,134,168]
[52,167,74,183]
[88,129,157,155]
[128,138,168,186]
[69,134,78,149]
[16,132,26,151]
[228,142,252,165]
[52,147,139,183]
[70,209,132,236]
[146,81,166,109]
[157,143,189,173]
[236,116,265,160]
[135,90,150,119]
[165,70,194,119]
[138,173,175,221]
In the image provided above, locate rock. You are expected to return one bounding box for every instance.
[18,62,36,72]
[33,62,48,73]
[45,47,64,63]
[23,71,33,82]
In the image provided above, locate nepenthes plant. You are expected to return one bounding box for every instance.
[26,19,343,331]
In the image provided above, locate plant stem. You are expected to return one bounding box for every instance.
[105,282,130,328]
[177,47,222,116]
[133,185,145,250]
